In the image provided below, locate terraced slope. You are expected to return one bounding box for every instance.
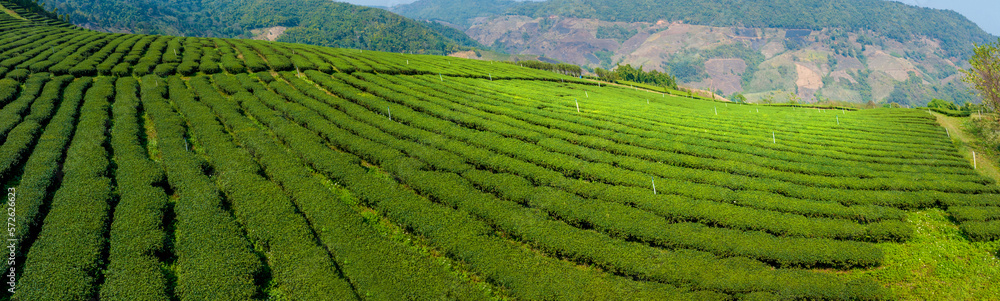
[1,2,998,300]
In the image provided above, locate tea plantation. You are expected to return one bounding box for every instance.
[1,1,998,300]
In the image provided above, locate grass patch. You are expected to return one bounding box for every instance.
[830,209,1000,299]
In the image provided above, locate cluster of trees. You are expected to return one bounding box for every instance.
[510,59,582,77]
[595,24,637,43]
[964,39,1000,115]
[594,63,677,90]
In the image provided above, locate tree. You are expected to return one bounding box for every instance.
[730,93,746,103]
[963,39,1000,115]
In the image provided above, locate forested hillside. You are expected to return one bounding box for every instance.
[39,0,482,55]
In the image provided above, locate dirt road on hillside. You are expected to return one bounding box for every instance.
[932,112,1000,183]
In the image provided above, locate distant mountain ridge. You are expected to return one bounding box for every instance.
[394,0,994,59]
[40,0,484,55]
[393,0,995,106]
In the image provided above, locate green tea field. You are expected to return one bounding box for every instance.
[1,1,998,300]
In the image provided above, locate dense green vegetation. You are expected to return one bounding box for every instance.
[1,2,999,300]
[39,0,480,55]
[397,0,994,59]
[595,24,637,43]
[393,0,519,28]
[511,60,582,77]
[595,63,678,90]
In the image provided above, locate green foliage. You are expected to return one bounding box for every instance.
[100,77,171,300]
[420,20,488,49]
[179,76,358,299]
[140,75,262,300]
[16,74,112,301]
[664,54,708,83]
[594,67,618,82]
[593,49,615,69]
[2,75,84,277]
[704,43,766,89]
[509,59,582,77]
[0,75,75,183]
[207,74,492,299]
[839,209,1000,300]
[612,63,677,89]
[595,24,637,43]
[1,5,993,299]
[963,38,1000,113]
[392,0,518,28]
[0,78,18,104]
[949,206,1000,222]
[39,0,483,55]
[0,73,60,143]
[961,220,1000,242]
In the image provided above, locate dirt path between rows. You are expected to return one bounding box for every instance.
[931,112,1000,183]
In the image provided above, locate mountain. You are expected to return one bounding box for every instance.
[39,0,484,55]
[392,0,518,28]
[393,0,996,105]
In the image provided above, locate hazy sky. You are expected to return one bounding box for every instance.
[339,0,1000,37]
[895,0,1000,36]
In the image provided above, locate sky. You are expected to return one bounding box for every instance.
[338,0,1000,37]
[894,0,1000,36]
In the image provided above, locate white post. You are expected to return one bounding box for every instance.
[651,176,657,195]
[388,107,391,121]
[576,99,580,113]
[946,128,950,138]
[406,59,409,65]
[973,151,977,169]
[772,132,776,144]
[756,108,759,113]
[715,107,718,115]
[647,99,649,104]
[439,73,443,81]
[489,73,492,81]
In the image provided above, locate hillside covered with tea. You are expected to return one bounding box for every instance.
[1,1,998,300]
